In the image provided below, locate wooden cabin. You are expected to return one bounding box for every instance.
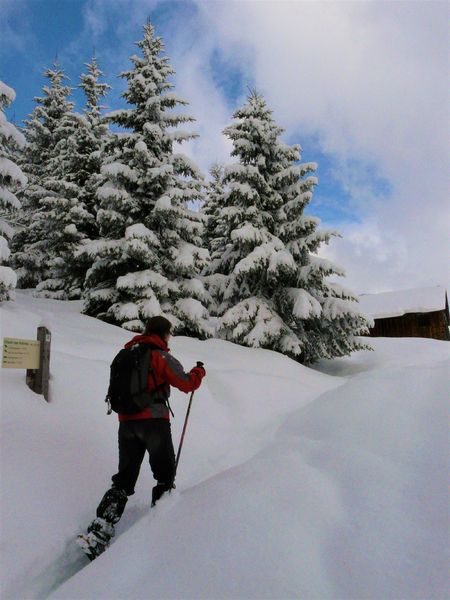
[358,286,449,341]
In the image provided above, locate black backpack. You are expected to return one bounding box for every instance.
[106,344,155,415]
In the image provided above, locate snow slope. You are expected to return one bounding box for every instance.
[1,292,448,599]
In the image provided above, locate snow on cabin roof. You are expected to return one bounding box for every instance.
[358,286,448,319]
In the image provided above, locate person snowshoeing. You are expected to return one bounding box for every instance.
[77,316,206,560]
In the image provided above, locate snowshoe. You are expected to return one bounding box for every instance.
[97,487,128,523]
[76,517,115,561]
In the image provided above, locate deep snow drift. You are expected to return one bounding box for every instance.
[1,292,448,599]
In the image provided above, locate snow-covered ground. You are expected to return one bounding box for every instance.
[1,292,448,600]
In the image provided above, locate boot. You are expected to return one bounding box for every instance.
[152,481,174,506]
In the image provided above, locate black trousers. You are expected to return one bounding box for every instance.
[111,419,176,496]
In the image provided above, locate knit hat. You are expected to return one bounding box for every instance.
[144,316,172,338]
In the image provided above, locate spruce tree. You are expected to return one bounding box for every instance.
[0,81,27,301]
[203,163,224,252]
[212,92,369,362]
[77,56,111,229]
[202,162,227,315]
[10,64,76,290]
[274,151,370,362]
[36,57,111,298]
[80,23,210,337]
[68,56,111,240]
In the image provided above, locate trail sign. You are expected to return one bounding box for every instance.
[2,337,40,369]
[2,327,51,402]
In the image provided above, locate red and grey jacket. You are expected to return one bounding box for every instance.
[118,333,205,422]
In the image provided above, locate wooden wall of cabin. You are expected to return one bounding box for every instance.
[369,310,450,340]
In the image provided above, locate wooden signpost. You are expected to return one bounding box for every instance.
[2,327,51,401]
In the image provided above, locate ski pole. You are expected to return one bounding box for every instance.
[174,361,203,477]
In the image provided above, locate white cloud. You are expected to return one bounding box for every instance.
[170,51,233,177]
[319,221,410,295]
[190,0,449,293]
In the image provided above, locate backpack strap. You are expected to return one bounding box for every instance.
[144,346,175,418]
[166,397,175,418]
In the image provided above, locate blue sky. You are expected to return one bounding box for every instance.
[1,0,448,293]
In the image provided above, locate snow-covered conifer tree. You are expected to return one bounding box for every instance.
[0,81,27,301]
[10,64,76,290]
[209,92,292,349]
[72,56,111,237]
[213,92,370,362]
[64,57,112,294]
[10,60,110,300]
[80,24,210,337]
[36,58,111,298]
[203,163,224,251]
[201,163,228,315]
[274,151,371,362]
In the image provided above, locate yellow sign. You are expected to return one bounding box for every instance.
[2,337,40,369]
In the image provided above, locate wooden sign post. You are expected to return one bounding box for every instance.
[2,327,51,401]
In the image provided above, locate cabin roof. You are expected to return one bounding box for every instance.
[359,286,448,319]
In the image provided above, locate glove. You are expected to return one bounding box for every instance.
[190,365,206,379]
